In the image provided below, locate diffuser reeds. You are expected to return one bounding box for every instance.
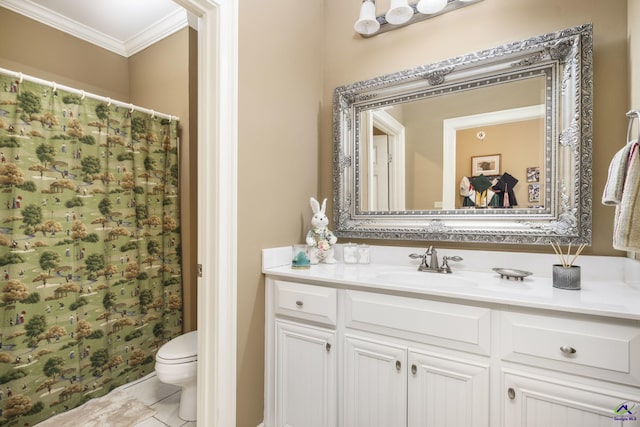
[549,241,586,268]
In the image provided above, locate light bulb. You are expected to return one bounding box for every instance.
[417,0,448,14]
[354,0,380,35]
[385,0,414,25]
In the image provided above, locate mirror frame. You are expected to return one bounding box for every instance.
[333,24,592,245]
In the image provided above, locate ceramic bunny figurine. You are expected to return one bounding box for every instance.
[306,197,337,264]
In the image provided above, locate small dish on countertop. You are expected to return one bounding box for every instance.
[492,268,533,281]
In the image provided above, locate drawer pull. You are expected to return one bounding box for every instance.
[325,342,331,352]
[507,387,516,400]
[411,364,417,375]
[295,300,304,307]
[560,345,577,355]
[396,360,401,371]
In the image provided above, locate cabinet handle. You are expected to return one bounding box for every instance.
[325,342,331,352]
[295,300,303,307]
[411,364,417,375]
[560,345,577,354]
[507,387,516,400]
[396,360,401,371]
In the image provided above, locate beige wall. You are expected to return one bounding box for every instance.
[236,0,325,424]
[322,0,628,256]
[128,29,198,332]
[0,8,129,100]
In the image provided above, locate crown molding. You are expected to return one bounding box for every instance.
[124,8,188,56]
[0,0,188,57]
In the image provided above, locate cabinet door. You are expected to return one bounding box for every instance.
[276,320,336,427]
[503,371,631,427]
[343,335,407,427]
[408,350,490,427]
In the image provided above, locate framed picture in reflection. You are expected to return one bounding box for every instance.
[527,166,540,182]
[528,183,540,203]
[471,154,500,176]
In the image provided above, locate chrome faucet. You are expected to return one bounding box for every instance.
[409,246,463,274]
[427,246,438,271]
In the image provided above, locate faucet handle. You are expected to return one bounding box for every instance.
[441,255,463,270]
[409,252,429,269]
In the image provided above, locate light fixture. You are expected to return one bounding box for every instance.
[354,0,380,36]
[417,0,448,14]
[355,0,484,37]
[385,0,414,25]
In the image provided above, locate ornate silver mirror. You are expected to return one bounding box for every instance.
[333,24,592,244]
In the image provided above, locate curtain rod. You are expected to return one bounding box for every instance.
[0,67,179,122]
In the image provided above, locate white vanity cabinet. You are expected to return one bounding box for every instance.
[265,277,492,427]
[275,320,336,427]
[343,335,408,427]
[342,335,491,427]
[502,371,634,427]
[407,350,490,427]
[264,272,640,427]
[265,280,338,427]
[499,310,640,427]
[342,289,491,427]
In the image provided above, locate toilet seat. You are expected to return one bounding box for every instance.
[156,330,197,365]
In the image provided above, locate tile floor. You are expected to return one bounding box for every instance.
[121,372,195,427]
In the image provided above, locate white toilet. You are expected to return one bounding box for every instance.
[155,330,197,421]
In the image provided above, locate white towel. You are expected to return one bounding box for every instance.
[603,141,636,205]
[614,142,640,250]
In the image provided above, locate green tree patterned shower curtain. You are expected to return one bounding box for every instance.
[0,72,183,425]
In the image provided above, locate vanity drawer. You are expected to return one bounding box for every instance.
[344,290,491,355]
[500,311,640,385]
[274,280,337,326]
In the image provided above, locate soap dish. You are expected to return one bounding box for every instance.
[492,268,533,281]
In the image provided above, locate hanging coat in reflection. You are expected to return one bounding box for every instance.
[459,176,476,206]
[493,172,519,207]
[487,177,501,207]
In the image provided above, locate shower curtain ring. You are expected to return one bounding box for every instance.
[129,104,135,113]
[151,110,156,119]
[18,72,23,84]
[80,90,85,100]
[52,82,57,92]
[107,98,112,107]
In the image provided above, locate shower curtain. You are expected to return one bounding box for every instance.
[0,72,183,425]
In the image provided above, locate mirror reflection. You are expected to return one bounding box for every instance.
[359,75,547,212]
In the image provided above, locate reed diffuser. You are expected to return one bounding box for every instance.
[549,241,586,290]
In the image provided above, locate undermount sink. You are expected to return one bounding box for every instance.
[375,271,477,288]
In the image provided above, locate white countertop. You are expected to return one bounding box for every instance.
[263,245,640,321]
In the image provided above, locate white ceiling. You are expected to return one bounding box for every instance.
[0,0,191,57]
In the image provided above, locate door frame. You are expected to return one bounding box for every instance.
[366,109,406,210]
[173,1,238,426]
